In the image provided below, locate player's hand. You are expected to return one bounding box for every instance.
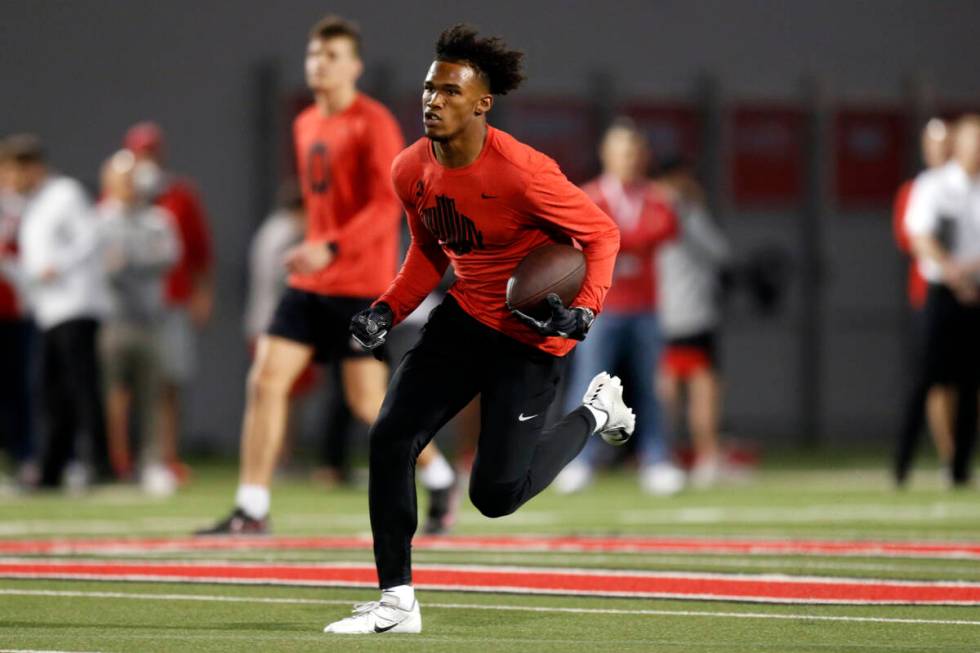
[284,241,334,275]
[350,302,394,352]
[511,293,594,341]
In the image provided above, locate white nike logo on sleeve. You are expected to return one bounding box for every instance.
[518,413,538,422]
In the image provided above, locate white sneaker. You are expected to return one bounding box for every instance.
[553,461,593,494]
[324,593,421,634]
[582,372,636,445]
[641,462,686,496]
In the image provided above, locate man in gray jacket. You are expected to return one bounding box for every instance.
[98,149,180,489]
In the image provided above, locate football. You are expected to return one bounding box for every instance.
[506,244,586,319]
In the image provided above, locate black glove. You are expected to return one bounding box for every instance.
[350,302,394,352]
[511,293,595,341]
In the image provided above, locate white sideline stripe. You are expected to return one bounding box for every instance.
[0,649,104,653]
[1,588,978,627]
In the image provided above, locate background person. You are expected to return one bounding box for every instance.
[125,121,214,484]
[654,156,731,488]
[892,118,955,484]
[555,119,681,496]
[97,149,180,490]
[3,133,111,488]
[904,114,980,487]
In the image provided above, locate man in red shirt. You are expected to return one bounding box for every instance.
[198,16,455,535]
[554,119,681,497]
[124,121,214,484]
[326,24,630,635]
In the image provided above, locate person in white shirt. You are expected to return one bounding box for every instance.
[904,114,980,487]
[1,134,111,487]
[97,150,180,490]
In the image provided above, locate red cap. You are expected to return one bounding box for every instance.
[124,121,164,157]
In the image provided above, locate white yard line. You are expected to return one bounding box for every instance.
[1,588,978,627]
[0,649,104,653]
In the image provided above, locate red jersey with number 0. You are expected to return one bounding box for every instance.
[291,94,404,298]
[378,126,620,357]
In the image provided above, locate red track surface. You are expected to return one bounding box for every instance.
[1,534,978,560]
[0,559,977,605]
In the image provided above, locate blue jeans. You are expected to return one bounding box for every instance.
[564,310,669,466]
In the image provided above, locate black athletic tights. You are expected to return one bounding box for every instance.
[369,296,596,588]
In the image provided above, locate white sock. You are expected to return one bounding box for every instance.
[235,484,270,520]
[383,584,415,608]
[419,453,455,490]
[584,405,608,432]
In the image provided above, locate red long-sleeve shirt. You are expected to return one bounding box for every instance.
[582,177,677,312]
[290,94,405,298]
[156,178,213,306]
[378,126,620,357]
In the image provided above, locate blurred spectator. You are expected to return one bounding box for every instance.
[244,180,305,341]
[903,114,980,487]
[2,133,111,488]
[893,118,954,484]
[0,148,37,485]
[125,121,214,482]
[654,156,731,489]
[555,118,682,496]
[97,149,180,491]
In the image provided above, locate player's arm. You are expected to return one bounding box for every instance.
[328,115,405,254]
[524,158,620,315]
[509,159,619,340]
[351,176,450,351]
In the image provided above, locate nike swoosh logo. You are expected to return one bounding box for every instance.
[481,193,498,199]
[374,622,399,633]
[518,413,538,422]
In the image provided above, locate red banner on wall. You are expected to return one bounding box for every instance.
[621,102,701,162]
[834,108,906,208]
[730,106,805,208]
[504,98,598,184]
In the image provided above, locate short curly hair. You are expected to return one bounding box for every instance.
[435,24,526,95]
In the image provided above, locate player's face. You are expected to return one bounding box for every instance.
[422,61,492,142]
[305,37,362,93]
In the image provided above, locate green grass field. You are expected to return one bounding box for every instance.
[1,457,978,652]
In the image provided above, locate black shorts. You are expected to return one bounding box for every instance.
[266,288,376,363]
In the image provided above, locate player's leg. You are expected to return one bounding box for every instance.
[241,335,314,485]
[468,341,635,518]
[338,299,456,532]
[325,298,480,635]
[553,313,623,494]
